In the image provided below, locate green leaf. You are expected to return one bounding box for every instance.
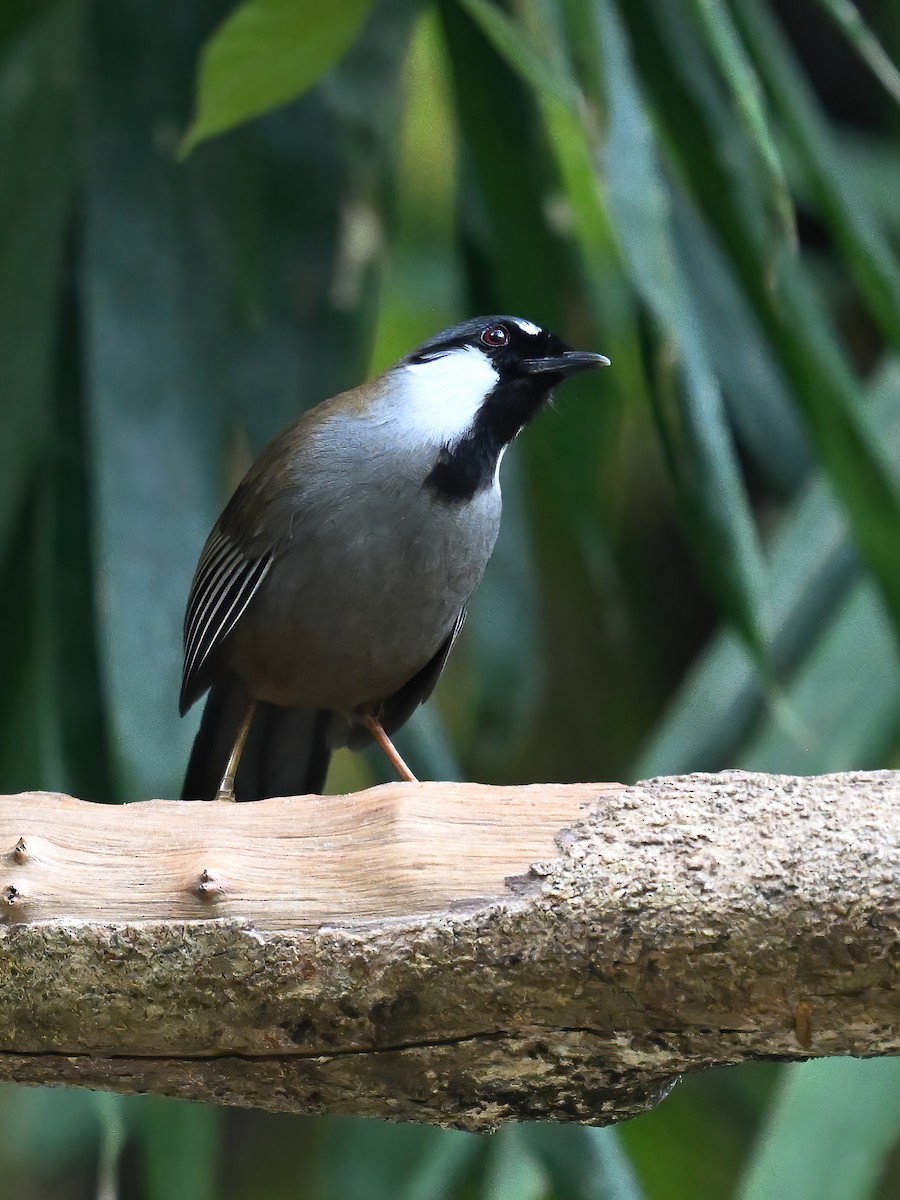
[741,579,900,773]
[94,1094,127,1200]
[670,191,808,492]
[457,0,649,410]
[594,0,769,662]
[737,1059,900,1200]
[460,0,769,676]
[524,1124,645,1200]
[734,0,900,350]
[636,361,900,778]
[0,1085,102,1173]
[441,0,601,773]
[394,1130,482,1200]
[684,0,796,245]
[636,0,900,646]
[814,0,900,110]
[313,1120,477,1200]
[481,1126,548,1200]
[464,458,544,767]
[182,0,373,154]
[0,0,80,562]
[133,1097,221,1200]
[84,0,411,800]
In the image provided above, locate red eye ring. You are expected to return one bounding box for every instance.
[481,324,509,348]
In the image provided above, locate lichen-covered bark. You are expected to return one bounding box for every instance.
[1,772,898,1130]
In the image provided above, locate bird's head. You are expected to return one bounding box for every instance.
[389,316,610,501]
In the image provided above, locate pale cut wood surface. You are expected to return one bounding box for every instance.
[0,782,612,926]
[1,771,899,1130]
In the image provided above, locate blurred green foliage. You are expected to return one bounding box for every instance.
[2,0,900,1196]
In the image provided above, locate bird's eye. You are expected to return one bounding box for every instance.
[480,325,509,348]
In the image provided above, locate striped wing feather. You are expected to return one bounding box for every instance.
[179,527,272,714]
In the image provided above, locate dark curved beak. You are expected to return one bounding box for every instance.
[522,350,611,377]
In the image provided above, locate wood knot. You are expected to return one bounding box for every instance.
[193,868,226,904]
[10,837,29,864]
[1,883,27,919]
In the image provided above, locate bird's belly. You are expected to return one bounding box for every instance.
[229,488,500,712]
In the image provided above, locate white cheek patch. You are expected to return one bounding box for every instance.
[393,346,499,446]
[513,318,541,336]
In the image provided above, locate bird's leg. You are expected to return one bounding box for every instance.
[361,712,418,783]
[214,700,257,802]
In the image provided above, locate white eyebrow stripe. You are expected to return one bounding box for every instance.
[513,318,541,336]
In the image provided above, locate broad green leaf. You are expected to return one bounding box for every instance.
[394,1130,482,1200]
[182,0,372,154]
[481,1126,548,1200]
[737,1059,900,1200]
[83,0,247,801]
[0,470,67,793]
[313,1119,476,1200]
[0,1086,102,1171]
[525,1124,645,1200]
[84,0,412,801]
[134,1097,221,1200]
[0,0,80,561]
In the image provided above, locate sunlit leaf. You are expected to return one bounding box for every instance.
[182,0,372,154]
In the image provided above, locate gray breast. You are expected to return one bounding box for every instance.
[229,409,502,712]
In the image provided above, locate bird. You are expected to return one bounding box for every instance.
[179,315,609,802]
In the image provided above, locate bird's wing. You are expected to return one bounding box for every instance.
[179,526,273,715]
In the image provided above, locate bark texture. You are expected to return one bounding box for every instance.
[1,771,898,1130]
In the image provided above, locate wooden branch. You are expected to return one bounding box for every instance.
[1,771,898,1130]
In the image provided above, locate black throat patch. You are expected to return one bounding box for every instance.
[423,378,551,503]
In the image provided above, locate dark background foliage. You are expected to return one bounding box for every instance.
[2,0,900,1196]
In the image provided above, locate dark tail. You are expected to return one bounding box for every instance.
[181,672,332,801]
